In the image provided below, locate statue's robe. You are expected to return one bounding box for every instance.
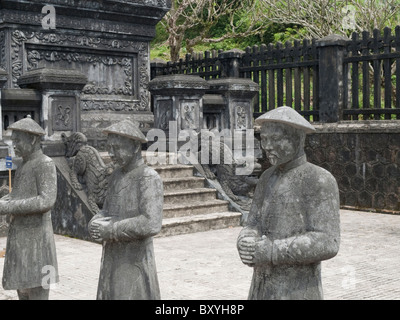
[240,155,340,300]
[90,159,163,300]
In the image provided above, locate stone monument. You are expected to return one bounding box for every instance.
[88,119,163,300]
[237,106,340,300]
[0,0,171,149]
[0,116,58,300]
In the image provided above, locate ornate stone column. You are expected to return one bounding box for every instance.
[17,68,88,155]
[148,74,209,150]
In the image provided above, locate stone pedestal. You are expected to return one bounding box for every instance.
[149,74,209,150]
[17,68,88,156]
[207,78,259,134]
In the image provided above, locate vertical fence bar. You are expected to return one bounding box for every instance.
[351,32,359,120]
[396,27,400,119]
[267,43,275,111]
[260,44,267,113]
[303,40,311,120]
[372,29,382,119]
[252,46,260,113]
[361,31,371,119]
[276,42,284,107]
[383,27,392,119]
[293,40,302,112]
[284,41,293,107]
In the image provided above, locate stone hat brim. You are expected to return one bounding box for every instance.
[255,106,316,134]
[8,116,46,136]
[103,120,148,143]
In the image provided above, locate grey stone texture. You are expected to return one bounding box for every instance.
[0,0,171,148]
[238,107,340,300]
[257,120,400,213]
[0,116,58,299]
[88,120,163,300]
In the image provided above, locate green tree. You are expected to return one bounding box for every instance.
[158,0,268,62]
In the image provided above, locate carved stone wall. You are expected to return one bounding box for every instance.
[0,1,171,149]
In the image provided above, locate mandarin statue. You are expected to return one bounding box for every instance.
[0,116,59,300]
[88,119,163,300]
[237,106,340,300]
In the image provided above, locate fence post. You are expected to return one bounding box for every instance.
[316,35,349,122]
[219,49,244,78]
[150,58,167,80]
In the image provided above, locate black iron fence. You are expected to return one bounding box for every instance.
[151,26,400,122]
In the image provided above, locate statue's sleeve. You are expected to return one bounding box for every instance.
[111,174,164,241]
[271,172,341,266]
[240,169,270,234]
[7,159,57,216]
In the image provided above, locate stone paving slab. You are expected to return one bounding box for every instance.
[1,209,400,300]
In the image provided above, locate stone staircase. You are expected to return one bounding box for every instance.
[151,163,242,237]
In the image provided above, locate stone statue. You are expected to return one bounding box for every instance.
[0,116,59,300]
[237,106,340,300]
[88,119,163,300]
[62,132,114,214]
[198,131,258,212]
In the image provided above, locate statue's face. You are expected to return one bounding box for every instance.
[11,130,36,158]
[107,133,140,168]
[260,123,300,166]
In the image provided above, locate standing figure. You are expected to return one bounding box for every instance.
[237,106,340,300]
[0,116,58,300]
[89,119,163,300]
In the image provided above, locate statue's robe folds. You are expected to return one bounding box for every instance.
[2,150,58,290]
[240,155,340,300]
[90,160,163,300]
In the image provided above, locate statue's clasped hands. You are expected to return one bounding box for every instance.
[89,216,113,243]
[237,230,273,266]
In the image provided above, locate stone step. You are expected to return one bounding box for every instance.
[162,176,205,191]
[153,165,194,179]
[163,199,230,218]
[157,211,242,237]
[163,188,218,205]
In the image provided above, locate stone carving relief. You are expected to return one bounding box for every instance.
[55,105,72,130]
[51,96,77,132]
[156,99,173,130]
[10,30,150,111]
[236,105,248,130]
[62,132,114,215]
[181,100,199,130]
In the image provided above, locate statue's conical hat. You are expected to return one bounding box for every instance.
[255,106,315,133]
[103,119,148,143]
[8,115,45,136]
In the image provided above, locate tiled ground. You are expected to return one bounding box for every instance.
[1,209,400,300]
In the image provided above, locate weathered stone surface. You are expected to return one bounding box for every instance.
[238,107,340,300]
[0,116,58,300]
[257,121,400,213]
[88,120,163,300]
[0,0,171,145]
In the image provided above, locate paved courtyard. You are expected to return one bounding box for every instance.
[0,209,400,300]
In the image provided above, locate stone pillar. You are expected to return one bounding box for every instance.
[148,74,209,150]
[207,50,261,169]
[219,49,243,78]
[207,77,259,135]
[316,35,350,123]
[0,68,8,157]
[17,68,88,156]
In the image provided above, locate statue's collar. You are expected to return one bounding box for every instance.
[121,158,145,173]
[22,148,42,163]
[277,154,307,173]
